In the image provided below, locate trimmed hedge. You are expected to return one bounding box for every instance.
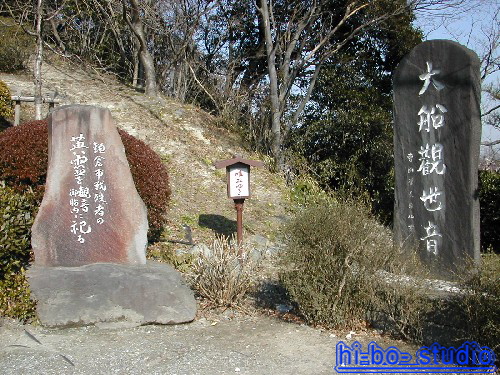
[0,119,171,241]
[118,128,171,240]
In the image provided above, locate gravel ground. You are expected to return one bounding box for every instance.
[0,315,342,375]
[0,317,337,375]
[0,312,430,375]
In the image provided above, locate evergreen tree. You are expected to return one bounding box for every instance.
[289,9,422,224]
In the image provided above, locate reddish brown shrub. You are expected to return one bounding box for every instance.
[118,128,171,241]
[0,119,170,241]
[0,120,48,191]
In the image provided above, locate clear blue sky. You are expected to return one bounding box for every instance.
[413,0,499,149]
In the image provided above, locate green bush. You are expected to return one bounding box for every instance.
[0,80,14,120]
[0,16,32,73]
[280,195,431,335]
[0,183,39,278]
[0,269,37,322]
[0,183,38,321]
[479,170,500,253]
[280,197,389,328]
[0,119,171,241]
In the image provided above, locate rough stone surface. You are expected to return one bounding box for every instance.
[27,262,197,327]
[393,40,481,278]
[31,105,148,266]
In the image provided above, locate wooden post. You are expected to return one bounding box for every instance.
[11,94,61,125]
[14,99,21,126]
[214,156,264,254]
[234,199,245,250]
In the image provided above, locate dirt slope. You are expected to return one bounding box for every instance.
[0,55,290,247]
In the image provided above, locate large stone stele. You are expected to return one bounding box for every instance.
[31,104,147,266]
[393,40,481,278]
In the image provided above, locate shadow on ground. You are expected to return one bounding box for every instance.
[198,214,236,238]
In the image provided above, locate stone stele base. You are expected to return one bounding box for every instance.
[27,261,197,327]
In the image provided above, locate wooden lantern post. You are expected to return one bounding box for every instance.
[214,157,264,249]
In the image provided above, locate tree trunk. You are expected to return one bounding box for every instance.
[257,0,283,165]
[123,0,157,96]
[34,0,43,120]
[132,37,140,88]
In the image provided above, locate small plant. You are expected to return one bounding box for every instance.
[448,253,500,352]
[190,236,262,308]
[0,80,14,120]
[0,269,37,322]
[289,175,330,206]
[147,242,195,273]
[369,267,433,343]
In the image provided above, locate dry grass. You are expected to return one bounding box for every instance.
[189,235,263,309]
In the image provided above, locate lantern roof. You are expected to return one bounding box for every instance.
[214,156,264,169]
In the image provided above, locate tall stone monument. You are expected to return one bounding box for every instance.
[29,105,196,326]
[393,40,481,278]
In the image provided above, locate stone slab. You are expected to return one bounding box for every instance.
[31,105,148,266]
[393,40,481,278]
[27,262,197,327]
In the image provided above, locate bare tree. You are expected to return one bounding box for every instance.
[122,0,157,96]
[2,0,46,118]
[479,7,500,149]
[256,1,398,164]
[254,0,471,165]
[34,0,44,120]
[415,0,499,150]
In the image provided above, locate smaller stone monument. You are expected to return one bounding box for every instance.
[28,105,196,326]
[31,105,147,266]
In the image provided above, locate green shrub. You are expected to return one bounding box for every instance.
[0,119,171,241]
[0,269,37,322]
[0,16,32,73]
[0,183,39,278]
[479,170,500,253]
[280,197,388,328]
[0,183,38,322]
[280,196,431,335]
[0,80,14,120]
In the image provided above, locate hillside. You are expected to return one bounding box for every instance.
[0,55,291,250]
